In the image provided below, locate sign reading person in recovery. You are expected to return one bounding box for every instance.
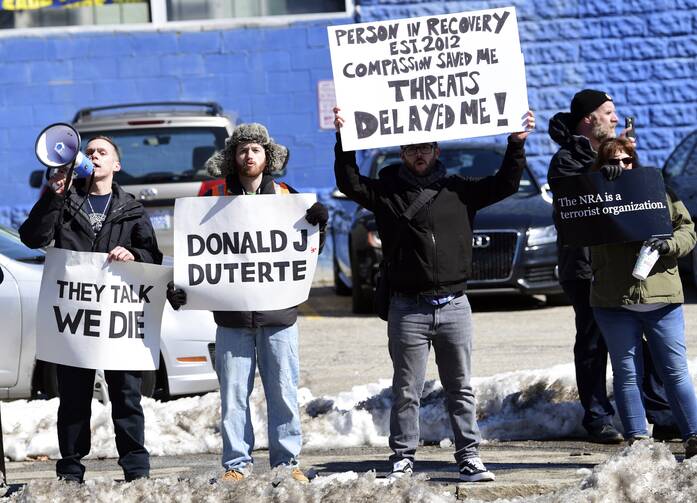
[173,194,320,311]
[549,168,673,247]
[36,249,171,370]
[327,6,528,151]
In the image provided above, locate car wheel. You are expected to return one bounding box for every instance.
[40,362,59,399]
[141,370,157,398]
[333,256,351,296]
[350,252,374,314]
[546,292,570,306]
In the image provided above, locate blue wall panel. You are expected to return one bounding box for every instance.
[0,1,696,232]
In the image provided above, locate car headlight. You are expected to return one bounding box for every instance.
[526,225,557,247]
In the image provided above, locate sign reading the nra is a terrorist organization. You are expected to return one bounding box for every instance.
[36,249,171,370]
[173,194,320,311]
[327,6,528,150]
[549,168,673,247]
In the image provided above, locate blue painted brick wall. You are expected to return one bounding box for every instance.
[0,0,696,229]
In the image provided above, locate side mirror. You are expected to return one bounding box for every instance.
[540,182,553,204]
[29,170,44,188]
[331,187,347,199]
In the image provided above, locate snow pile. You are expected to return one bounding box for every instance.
[540,441,697,503]
[3,468,455,503]
[5,360,697,461]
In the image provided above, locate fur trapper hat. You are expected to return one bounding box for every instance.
[206,123,289,177]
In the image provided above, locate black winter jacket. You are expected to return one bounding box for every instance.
[546,111,596,282]
[334,134,527,295]
[19,184,162,265]
[209,173,327,328]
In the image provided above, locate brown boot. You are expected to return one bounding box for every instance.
[222,470,245,482]
[290,467,309,483]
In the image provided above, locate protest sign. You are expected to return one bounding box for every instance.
[36,249,171,370]
[327,6,528,150]
[173,194,320,311]
[549,168,673,247]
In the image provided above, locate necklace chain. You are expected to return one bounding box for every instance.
[87,192,112,232]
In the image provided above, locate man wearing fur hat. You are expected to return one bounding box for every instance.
[167,123,328,483]
[548,89,677,444]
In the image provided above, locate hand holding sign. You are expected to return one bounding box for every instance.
[509,110,535,142]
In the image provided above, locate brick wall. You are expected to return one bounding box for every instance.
[1,0,696,228]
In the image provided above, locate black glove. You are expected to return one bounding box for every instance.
[600,164,623,181]
[166,281,187,310]
[305,202,329,226]
[646,237,670,256]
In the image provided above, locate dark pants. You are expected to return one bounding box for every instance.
[56,365,149,482]
[562,279,675,431]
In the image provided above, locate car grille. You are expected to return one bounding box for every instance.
[208,343,216,370]
[525,265,557,283]
[471,231,518,281]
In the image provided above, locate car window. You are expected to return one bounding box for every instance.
[83,127,228,184]
[0,226,45,262]
[372,148,537,195]
[664,130,697,177]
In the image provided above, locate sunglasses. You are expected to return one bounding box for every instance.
[402,144,435,156]
[607,156,633,165]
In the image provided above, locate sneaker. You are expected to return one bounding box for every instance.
[684,436,697,459]
[290,467,309,483]
[388,458,413,479]
[222,470,245,482]
[459,457,495,482]
[652,423,682,442]
[588,424,623,444]
[627,435,650,446]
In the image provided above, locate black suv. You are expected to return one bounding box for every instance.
[331,143,564,313]
[662,128,697,287]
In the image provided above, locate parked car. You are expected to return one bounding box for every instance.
[662,128,697,287]
[29,102,237,256]
[331,142,565,313]
[0,224,218,401]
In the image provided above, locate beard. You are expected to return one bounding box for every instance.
[404,157,437,176]
[591,118,616,142]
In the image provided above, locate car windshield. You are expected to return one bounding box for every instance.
[0,225,45,262]
[84,127,228,184]
[372,147,538,195]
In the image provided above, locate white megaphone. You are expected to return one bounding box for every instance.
[35,123,93,180]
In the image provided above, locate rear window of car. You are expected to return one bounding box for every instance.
[372,148,537,195]
[83,127,228,185]
[0,226,45,262]
[664,130,697,178]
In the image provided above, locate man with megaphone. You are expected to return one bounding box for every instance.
[19,134,163,484]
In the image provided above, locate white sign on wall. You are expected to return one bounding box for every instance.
[328,6,528,150]
[173,194,320,311]
[36,249,171,370]
[318,80,338,130]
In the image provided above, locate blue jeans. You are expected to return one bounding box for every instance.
[215,324,302,472]
[594,304,697,440]
[387,292,481,465]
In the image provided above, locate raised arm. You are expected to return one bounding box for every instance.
[332,107,380,211]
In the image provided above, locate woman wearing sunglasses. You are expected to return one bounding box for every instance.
[589,137,697,458]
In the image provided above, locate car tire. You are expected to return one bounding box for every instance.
[141,370,157,398]
[350,252,374,314]
[546,292,570,306]
[333,256,351,296]
[40,362,60,399]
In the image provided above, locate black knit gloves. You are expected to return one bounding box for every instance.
[166,281,187,310]
[305,202,329,226]
[646,237,670,256]
[600,164,623,181]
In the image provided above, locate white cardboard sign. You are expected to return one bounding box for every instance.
[36,249,171,370]
[328,6,528,150]
[173,194,319,311]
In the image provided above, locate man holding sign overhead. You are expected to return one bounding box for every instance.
[333,105,534,481]
[19,136,162,483]
[166,123,328,484]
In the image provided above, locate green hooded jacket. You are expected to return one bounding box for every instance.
[590,190,696,307]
